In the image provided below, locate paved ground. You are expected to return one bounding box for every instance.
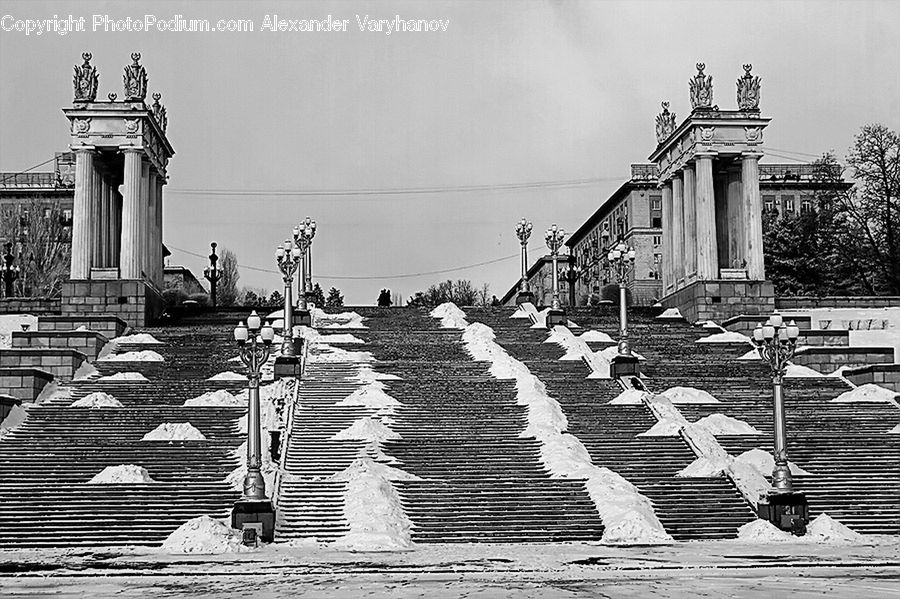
[1,541,898,598]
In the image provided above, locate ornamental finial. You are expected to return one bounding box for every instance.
[123,52,148,102]
[655,101,677,144]
[73,52,99,102]
[689,62,714,110]
[151,92,168,133]
[736,63,761,111]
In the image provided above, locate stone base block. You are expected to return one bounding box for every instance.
[662,279,775,325]
[0,349,85,381]
[294,310,311,327]
[274,355,302,380]
[0,394,21,423]
[37,315,128,339]
[12,330,108,361]
[757,492,809,536]
[231,499,275,544]
[842,364,900,391]
[545,309,567,327]
[61,279,163,328]
[610,354,641,379]
[515,291,535,306]
[0,367,54,402]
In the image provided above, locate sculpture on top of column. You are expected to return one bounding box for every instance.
[689,63,715,111]
[151,93,168,133]
[123,52,148,102]
[736,64,761,111]
[655,101,677,144]
[73,52,99,102]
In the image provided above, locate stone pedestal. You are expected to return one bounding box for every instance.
[757,492,809,536]
[661,279,774,324]
[515,291,535,306]
[61,279,163,328]
[294,310,311,327]
[274,355,302,380]
[545,309,567,327]
[231,499,275,544]
[610,354,640,379]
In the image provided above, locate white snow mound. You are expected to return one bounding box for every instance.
[807,513,864,544]
[696,331,752,344]
[70,392,123,409]
[208,371,248,381]
[98,372,149,382]
[0,404,27,438]
[608,389,646,405]
[737,519,795,543]
[160,515,246,554]
[337,383,401,408]
[89,464,155,484]
[736,448,810,476]
[184,390,242,407]
[331,417,401,443]
[785,364,826,378]
[657,308,683,319]
[115,333,163,344]
[659,386,720,404]
[831,383,898,404]
[694,414,762,435]
[99,350,164,362]
[579,330,614,343]
[142,422,206,441]
[430,302,469,329]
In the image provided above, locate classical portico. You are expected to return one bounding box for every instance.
[650,64,774,322]
[61,53,173,326]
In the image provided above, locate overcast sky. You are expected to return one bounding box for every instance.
[1,0,898,304]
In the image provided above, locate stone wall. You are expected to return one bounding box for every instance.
[661,279,775,324]
[0,394,21,422]
[0,349,85,380]
[61,279,163,327]
[37,315,127,339]
[0,368,53,402]
[776,296,900,310]
[0,298,60,315]
[12,331,108,361]
[842,364,900,392]
[792,347,895,373]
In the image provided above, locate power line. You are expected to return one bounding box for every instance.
[165,175,625,197]
[760,146,824,159]
[0,157,59,184]
[167,244,548,281]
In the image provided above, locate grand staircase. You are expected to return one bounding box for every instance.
[0,319,248,548]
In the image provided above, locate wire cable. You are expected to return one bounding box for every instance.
[0,157,59,184]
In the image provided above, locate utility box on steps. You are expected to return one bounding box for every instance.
[232,500,275,543]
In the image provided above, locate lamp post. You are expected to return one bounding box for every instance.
[291,221,315,326]
[275,240,302,357]
[545,224,567,326]
[203,242,223,308]
[231,311,277,544]
[296,216,317,303]
[752,315,808,535]
[0,243,19,298]
[560,262,582,308]
[515,218,534,305]
[607,239,639,378]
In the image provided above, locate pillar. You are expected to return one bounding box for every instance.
[70,147,95,279]
[105,180,117,268]
[148,171,158,285]
[661,182,674,294]
[726,167,744,269]
[99,175,111,268]
[120,149,144,279]
[89,165,103,269]
[141,161,151,280]
[112,186,122,269]
[683,165,697,280]
[672,174,685,287]
[695,153,719,280]
[742,152,765,279]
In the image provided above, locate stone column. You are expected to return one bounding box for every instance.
[105,182,117,269]
[140,161,151,280]
[742,152,765,279]
[112,186,122,269]
[695,153,719,280]
[157,177,165,284]
[120,149,144,279]
[89,163,103,270]
[70,147,95,279]
[683,164,697,280]
[148,171,158,285]
[726,167,744,269]
[672,174,685,288]
[661,182,674,294]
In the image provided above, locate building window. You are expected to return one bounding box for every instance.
[651,216,662,228]
[650,195,662,211]
[800,198,812,214]
[653,235,661,247]
[763,195,775,212]
[782,195,795,213]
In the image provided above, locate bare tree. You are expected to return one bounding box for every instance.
[217,247,240,306]
[477,282,491,306]
[0,199,70,298]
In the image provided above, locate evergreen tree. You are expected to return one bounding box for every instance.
[326,287,344,307]
[267,289,283,307]
[311,283,326,307]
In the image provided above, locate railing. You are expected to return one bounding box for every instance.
[760,163,842,182]
[0,172,74,188]
[631,164,659,181]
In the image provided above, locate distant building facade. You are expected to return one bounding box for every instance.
[164,265,206,296]
[0,152,76,247]
[500,254,575,307]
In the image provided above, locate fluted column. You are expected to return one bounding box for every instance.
[726,167,744,269]
[140,161,151,280]
[683,164,697,280]
[70,147,95,279]
[695,153,719,280]
[148,171,158,285]
[661,182,674,294]
[99,176,110,268]
[89,165,103,269]
[120,149,144,279]
[112,186,122,269]
[672,174,685,288]
[742,152,765,279]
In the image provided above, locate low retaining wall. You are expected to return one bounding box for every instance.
[37,315,127,339]
[0,348,86,381]
[776,296,900,310]
[662,280,775,324]
[0,367,54,402]
[62,279,163,328]
[0,298,60,315]
[842,364,900,392]
[792,346,894,373]
[12,330,108,361]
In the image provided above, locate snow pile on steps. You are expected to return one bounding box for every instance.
[141,422,206,441]
[0,314,38,348]
[73,362,100,380]
[115,333,163,344]
[183,390,242,407]
[0,404,28,440]
[353,364,401,383]
[785,364,827,378]
[160,515,247,554]
[657,386,720,404]
[734,448,810,476]
[511,303,538,320]
[430,302,469,329]
[97,372,149,382]
[331,415,401,463]
[328,458,420,551]
[889,423,900,434]
[336,383,401,408]
[311,308,367,329]
[607,388,646,405]
[831,383,899,405]
[88,464,156,484]
[544,326,619,379]
[530,308,577,329]
[208,371,248,381]
[99,350,164,362]
[579,330,614,343]
[457,317,672,545]
[70,392,123,409]
[310,344,374,364]
[737,513,864,544]
[696,331,752,344]
[295,326,364,345]
[656,307,684,320]
[640,409,762,437]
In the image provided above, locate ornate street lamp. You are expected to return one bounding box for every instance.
[203,242,223,308]
[560,262,582,308]
[752,315,808,535]
[0,243,19,298]
[231,311,277,544]
[274,240,302,357]
[607,239,639,378]
[291,221,315,326]
[544,224,567,326]
[296,216,317,303]
[515,218,534,305]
